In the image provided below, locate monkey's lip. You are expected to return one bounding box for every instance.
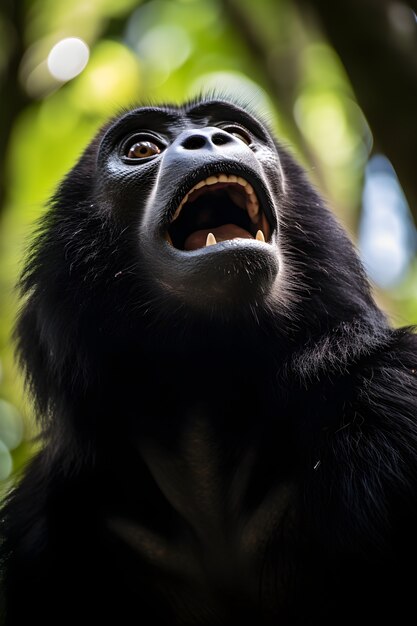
[165,173,272,251]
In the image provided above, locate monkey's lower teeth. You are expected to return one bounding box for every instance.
[184,225,252,250]
[204,229,266,246]
[205,229,265,247]
[179,226,266,251]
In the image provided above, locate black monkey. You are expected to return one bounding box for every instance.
[1,96,417,625]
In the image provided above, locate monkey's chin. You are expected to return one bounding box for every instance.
[141,232,280,313]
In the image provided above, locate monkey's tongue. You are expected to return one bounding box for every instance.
[184,225,253,251]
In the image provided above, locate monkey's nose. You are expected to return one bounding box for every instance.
[179,129,234,151]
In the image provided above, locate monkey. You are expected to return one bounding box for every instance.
[0,96,416,625]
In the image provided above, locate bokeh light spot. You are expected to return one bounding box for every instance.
[294,92,363,167]
[136,24,192,83]
[0,399,24,451]
[0,441,13,481]
[359,155,416,288]
[47,37,90,82]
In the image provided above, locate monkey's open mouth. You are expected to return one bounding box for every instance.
[166,174,271,251]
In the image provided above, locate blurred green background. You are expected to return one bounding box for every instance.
[1,0,417,491]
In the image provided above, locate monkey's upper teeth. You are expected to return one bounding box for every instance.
[171,174,260,224]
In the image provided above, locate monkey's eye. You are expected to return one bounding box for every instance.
[219,125,252,146]
[126,141,162,159]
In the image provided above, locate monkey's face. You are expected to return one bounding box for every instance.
[24,96,373,356]
[97,100,283,310]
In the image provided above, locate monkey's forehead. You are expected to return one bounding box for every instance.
[120,91,266,119]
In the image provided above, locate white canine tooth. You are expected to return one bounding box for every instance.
[237,176,247,186]
[206,232,217,246]
[165,232,173,245]
[206,176,218,185]
[256,230,265,242]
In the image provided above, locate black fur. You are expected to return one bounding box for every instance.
[1,97,417,625]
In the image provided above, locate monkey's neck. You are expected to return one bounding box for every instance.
[138,410,265,538]
[108,406,295,606]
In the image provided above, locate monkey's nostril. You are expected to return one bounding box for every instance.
[181,132,232,150]
[182,135,207,150]
[212,133,230,146]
